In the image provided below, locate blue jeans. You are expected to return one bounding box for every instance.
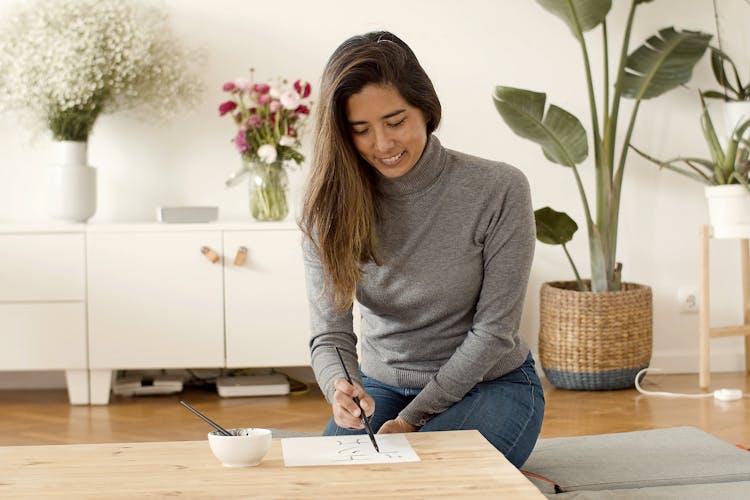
[323,353,545,468]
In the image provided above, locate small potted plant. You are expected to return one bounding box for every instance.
[633,94,750,229]
[219,72,312,222]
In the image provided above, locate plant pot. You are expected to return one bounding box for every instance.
[704,185,750,229]
[45,141,97,223]
[538,281,653,390]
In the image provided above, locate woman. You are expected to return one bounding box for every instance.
[299,31,544,468]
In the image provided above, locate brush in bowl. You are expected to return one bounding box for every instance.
[207,428,272,467]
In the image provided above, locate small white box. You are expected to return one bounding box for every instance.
[157,206,218,223]
[217,374,290,397]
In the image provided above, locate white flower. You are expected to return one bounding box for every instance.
[234,77,252,91]
[279,135,296,147]
[257,144,278,164]
[279,89,301,110]
[269,86,281,99]
[0,0,204,140]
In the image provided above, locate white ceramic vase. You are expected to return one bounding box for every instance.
[46,141,97,223]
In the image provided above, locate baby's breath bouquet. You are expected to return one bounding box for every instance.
[0,0,203,142]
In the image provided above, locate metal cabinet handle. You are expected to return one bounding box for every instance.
[201,246,220,264]
[234,246,248,266]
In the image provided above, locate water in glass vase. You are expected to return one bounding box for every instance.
[248,162,289,221]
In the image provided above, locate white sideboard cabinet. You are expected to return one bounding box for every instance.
[0,226,89,404]
[0,222,312,405]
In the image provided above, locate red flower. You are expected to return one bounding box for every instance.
[219,100,237,116]
[294,104,310,115]
[222,82,236,92]
[294,80,311,98]
[253,83,270,94]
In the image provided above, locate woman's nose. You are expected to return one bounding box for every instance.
[373,128,394,152]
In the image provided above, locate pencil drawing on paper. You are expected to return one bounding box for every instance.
[281,434,421,467]
[333,437,406,462]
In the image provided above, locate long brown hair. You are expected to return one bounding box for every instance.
[300,31,441,310]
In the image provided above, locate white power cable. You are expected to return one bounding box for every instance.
[634,367,745,400]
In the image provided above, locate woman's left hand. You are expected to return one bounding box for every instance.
[378,417,418,434]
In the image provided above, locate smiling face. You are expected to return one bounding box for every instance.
[345,83,428,179]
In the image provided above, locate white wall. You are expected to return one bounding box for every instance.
[1,0,749,384]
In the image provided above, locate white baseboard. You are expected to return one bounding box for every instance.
[0,371,67,389]
[0,351,741,390]
[649,349,746,373]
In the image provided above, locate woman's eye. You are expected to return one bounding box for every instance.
[387,118,406,128]
[352,128,369,136]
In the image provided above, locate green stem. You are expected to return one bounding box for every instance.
[562,243,587,291]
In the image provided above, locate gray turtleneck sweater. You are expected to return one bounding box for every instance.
[303,135,535,427]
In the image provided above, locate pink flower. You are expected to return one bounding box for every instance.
[294,80,311,98]
[280,89,301,110]
[222,82,236,92]
[294,104,310,115]
[258,93,271,105]
[218,100,237,116]
[269,100,282,112]
[235,130,249,153]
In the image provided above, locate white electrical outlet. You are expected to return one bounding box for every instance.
[677,286,699,313]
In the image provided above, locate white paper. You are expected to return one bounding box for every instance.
[281,433,420,467]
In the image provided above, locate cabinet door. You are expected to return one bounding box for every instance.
[0,232,86,369]
[87,231,224,369]
[224,229,311,367]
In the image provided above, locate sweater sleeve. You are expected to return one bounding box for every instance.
[302,235,360,404]
[398,167,536,427]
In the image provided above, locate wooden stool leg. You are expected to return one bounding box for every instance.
[699,225,711,389]
[742,239,750,376]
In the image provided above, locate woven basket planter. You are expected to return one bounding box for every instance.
[539,281,653,390]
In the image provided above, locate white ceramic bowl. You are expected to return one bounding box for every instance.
[207,428,272,467]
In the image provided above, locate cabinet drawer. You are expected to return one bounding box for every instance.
[0,233,85,301]
[0,303,87,369]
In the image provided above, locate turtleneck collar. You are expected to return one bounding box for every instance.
[375,134,445,198]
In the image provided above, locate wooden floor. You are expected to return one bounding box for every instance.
[1,372,749,447]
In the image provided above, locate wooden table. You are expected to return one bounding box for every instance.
[0,430,543,499]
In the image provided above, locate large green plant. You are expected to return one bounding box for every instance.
[493,0,711,292]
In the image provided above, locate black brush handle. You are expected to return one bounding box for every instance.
[180,400,232,436]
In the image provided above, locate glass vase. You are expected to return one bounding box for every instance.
[248,161,289,221]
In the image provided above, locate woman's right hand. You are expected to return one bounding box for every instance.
[332,378,375,430]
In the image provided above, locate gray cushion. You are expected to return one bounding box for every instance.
[523,427,750,495]
[551,481,750,499]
